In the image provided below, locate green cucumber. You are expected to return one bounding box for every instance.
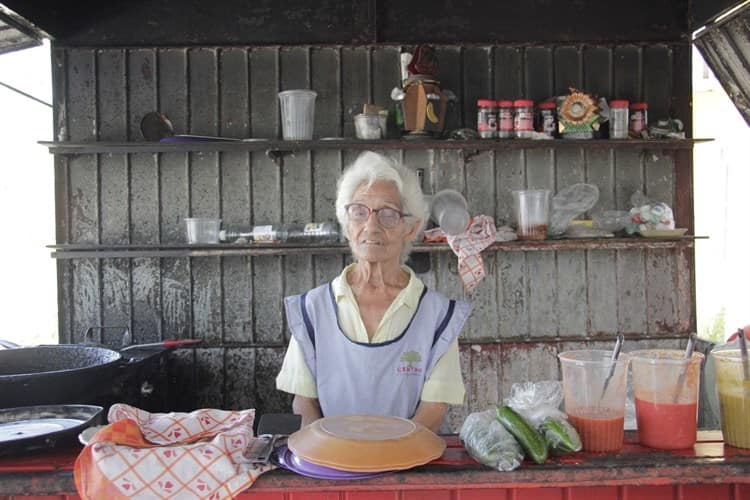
[539,417,582,452]
[495,405,548,464]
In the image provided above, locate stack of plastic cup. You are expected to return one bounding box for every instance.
[513,189,551,240]
[185,218,221,243]
[278,90,317,140]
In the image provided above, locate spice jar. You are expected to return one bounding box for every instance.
[629,102,648,137]
[609,99,629,139]
[513,99,534,138]
[497,100,514,139]
[537,101,557,138]
[476,99,497,138]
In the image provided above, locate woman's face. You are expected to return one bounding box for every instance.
[347,180,418,265]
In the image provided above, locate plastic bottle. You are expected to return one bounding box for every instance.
[629,102,648,137]
[220,222,340,243]
[609,100,629,139]
[513,99,534,138]
[497,100,514,139]
[537,101,557,137]
[477,99,498,138]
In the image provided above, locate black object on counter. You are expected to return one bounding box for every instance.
[0,404,103,456]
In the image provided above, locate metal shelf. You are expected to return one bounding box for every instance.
[40,138,712,155]
[49,237,699,259]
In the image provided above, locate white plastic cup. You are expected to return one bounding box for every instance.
[278,90,317,140]
[430,189,470,235]
[354,113,382,139]
[513,189,551,240]
[185,218,221,243]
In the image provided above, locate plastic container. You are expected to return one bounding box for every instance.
[559,350,631,452]
[184,218,221,243]
[609,100,629,139]
[630,349,704,450]
[430,189,470,235]
[354,113,382,139]
[278,89,317,140]
[591,210,630,232]
[711,349,750,449]
[496,100,514,139]
[512,189,551,240]
[476,99,497,139]
[513,99,534,138]
[629,102,648,137]
[537,101,557,137]
[224,222,340,244]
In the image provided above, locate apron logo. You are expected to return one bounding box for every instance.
[397,350,423,375]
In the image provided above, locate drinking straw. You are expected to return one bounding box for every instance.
[737,328,750,387]
[672,333,696,403]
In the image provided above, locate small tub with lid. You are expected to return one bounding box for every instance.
[537,101,557,138]
[629,102,648,137]
[476,99,498,138]
[609,99,629,139]
[497,100,514,138]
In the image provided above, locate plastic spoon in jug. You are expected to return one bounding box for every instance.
[672,333,697,403]
[600,334,625,399]
[737,328,750,396]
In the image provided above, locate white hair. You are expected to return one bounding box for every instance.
[335,151,428,263]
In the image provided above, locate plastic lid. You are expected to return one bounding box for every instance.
[497,100,514,107]
[630,102,648,109]
[610,99,629,108]
[513,99,534,107]
[477,99,496,107]
[538,101,556,109]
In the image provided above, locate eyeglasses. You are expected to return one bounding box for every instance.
[345,203,410,229]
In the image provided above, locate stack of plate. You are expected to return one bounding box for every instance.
[275,414,445,479]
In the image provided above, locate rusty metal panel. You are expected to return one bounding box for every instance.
[587,250,618,334]
[617,250,648,334]
[694,4,750,127]
[613,46,643,102]
[525,47,554,101]
[643,45,673,123]
[436,46,462,130]
[462,47,492,132]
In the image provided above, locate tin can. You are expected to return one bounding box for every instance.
[513,99,534,138]
[629,102,648,137]
[497,100,514,139]
[477,99,497,138]
[609,100,629,139]
[537,101,557,137]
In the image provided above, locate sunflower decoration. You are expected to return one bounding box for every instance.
[558,89,601,138]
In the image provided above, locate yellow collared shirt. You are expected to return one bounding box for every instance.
[276,263,466,404]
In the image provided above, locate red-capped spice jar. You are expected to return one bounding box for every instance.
[537,101,557,138]
[609,99,629,139]
[497,100,514,139]
[477,99,497,138]
[629,102,648,137]
[513,99,534,138]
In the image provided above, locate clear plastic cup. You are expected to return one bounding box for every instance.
[430,189,470,235]
[712,349,750,448]
[630,349,704,449]
[513,189,551,240]
[559,350,631,452]
[185,218,221,243]
[278,90,317,140]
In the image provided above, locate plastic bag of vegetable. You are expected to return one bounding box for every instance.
[504,380,582,453]
[459,409,524,471]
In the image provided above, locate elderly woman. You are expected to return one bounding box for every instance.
[275,151,471,432]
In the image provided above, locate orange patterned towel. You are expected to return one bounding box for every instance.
[74,404,274,500]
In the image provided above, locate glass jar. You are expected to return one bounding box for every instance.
[497,100,514,139]
[629,102,648,137]
[609,99,629,139]
[513,99,534,138]
[476,99,497,138]
[537,101,557,138]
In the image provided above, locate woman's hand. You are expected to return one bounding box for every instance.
[412,401,448,433]
[292,394,323,428]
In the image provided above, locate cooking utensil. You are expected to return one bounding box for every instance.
[140,111,240,142]
[672,333,697,403]
[600,334,625,398]
[121,339,202,352]
[0,404,103,456]
[288,414,445,473]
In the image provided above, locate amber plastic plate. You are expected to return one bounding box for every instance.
[639,228,688,238]
[287,414,445,472]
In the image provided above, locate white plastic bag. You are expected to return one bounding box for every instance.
[459,409,524,471]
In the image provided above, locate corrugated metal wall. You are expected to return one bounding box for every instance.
[53,43,693,431]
